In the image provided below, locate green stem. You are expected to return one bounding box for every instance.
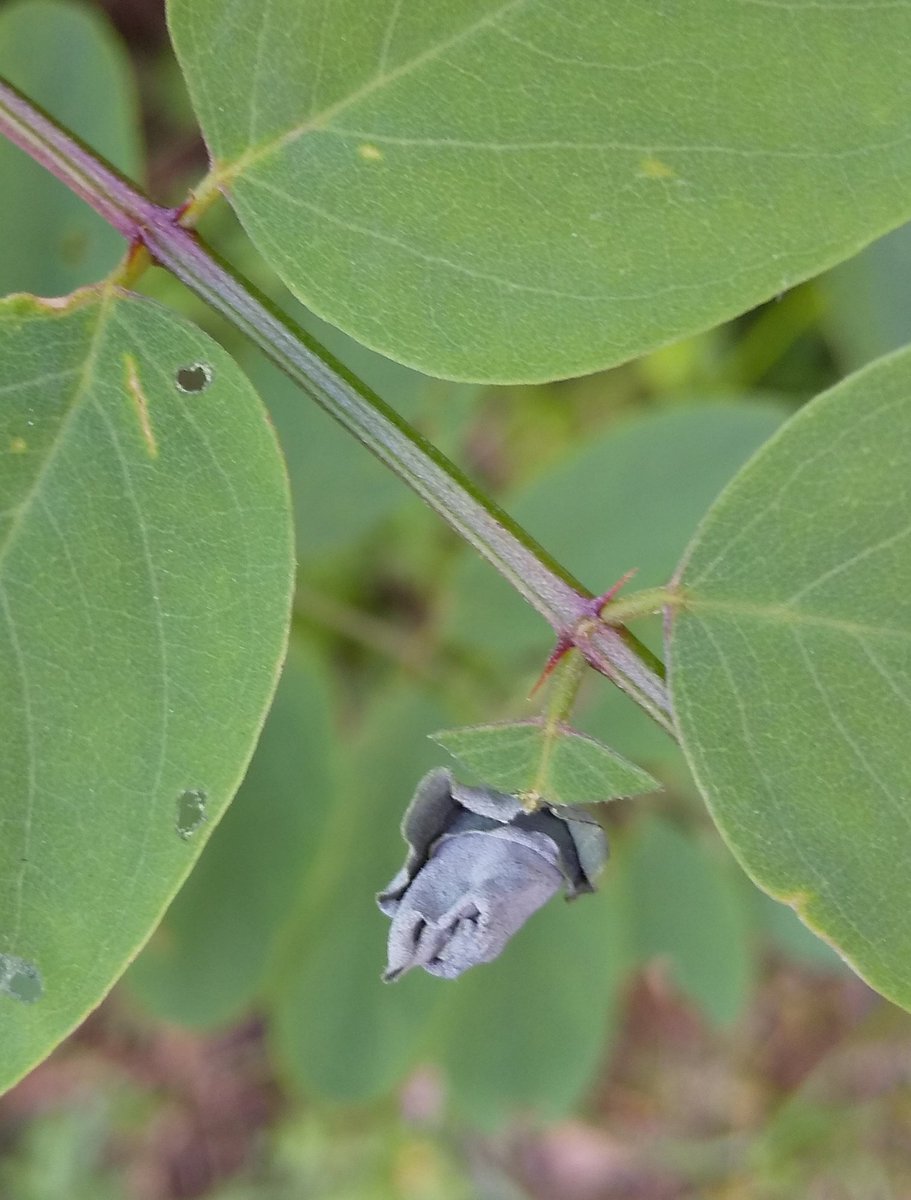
[599,586,682,626]
[527,653,588,803]
[545,651,588,728]
[0,76,675,734]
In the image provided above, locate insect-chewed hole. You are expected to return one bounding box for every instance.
[174,362,213,394]
[0,953,43,1004]
[176,788,208,840]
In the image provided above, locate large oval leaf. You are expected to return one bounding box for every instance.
[168,0,911,381]
[0,290,293,1091]
[669,347,911,1009]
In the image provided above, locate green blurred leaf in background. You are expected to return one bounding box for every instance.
[624,817,753,1026]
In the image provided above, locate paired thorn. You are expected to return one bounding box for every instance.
[529,568,639,697]
[528,635,573,698]
[590,567,639,619]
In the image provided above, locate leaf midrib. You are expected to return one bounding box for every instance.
[681,595,911,645]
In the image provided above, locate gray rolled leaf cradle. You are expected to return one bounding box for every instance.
[378,769,608,981]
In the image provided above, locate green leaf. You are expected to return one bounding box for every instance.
[126,643,335,1028]
[168,0,911,382]
[625,817,753,1025]
[669,346,911,1009]
[0,290,293,1091]
[0,0,140,297]
[432,719,659,805]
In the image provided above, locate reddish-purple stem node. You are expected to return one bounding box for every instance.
[529,568,639,697]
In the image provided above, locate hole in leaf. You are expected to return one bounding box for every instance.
[176,788,208,840]
[0,953,43,1004]
[174,363,213,394]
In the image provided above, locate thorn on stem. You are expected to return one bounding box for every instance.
[529,636,572,697]
[529,568,639,698]
[593,567,638,617]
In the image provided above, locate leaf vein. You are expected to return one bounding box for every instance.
[784,520,911,606]
[791,627,911,837]
[229,0,528,174]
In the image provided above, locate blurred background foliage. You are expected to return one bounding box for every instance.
[2,0,911,1196]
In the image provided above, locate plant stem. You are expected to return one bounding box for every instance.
[0,76,674,734]
[544,651,588,729]
[599,586,682,625]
